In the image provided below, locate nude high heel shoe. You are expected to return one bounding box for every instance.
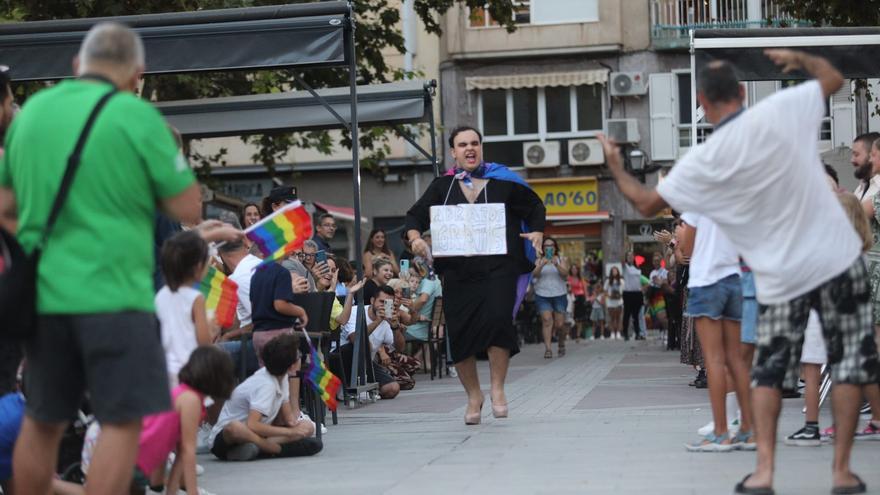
[491,403,508,419]
[464,401,483,425]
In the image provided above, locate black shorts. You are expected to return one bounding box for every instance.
[211,430,232,460]
[24,311,171,424]
[372,363,395,387]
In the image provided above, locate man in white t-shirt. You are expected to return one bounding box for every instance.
[598,50,877,494]
[218,239,264,376]
[339,286,405,399]
[210,333,320,461]
[680,212,753,453]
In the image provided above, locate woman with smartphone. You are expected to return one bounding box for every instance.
[405,126,545,425]
[533,237,570,358]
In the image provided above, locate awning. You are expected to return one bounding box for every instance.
[157,80,433,138]
[693,27,880,81]
[465,69,608,91]
[313,201,368,224]
[546,211,611,224]
[0,1,350,81]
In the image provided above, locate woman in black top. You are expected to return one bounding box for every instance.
[406,126,545,424]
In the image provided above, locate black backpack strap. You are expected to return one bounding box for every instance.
[38,89,117,249]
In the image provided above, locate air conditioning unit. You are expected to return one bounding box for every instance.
[606,119,640,143]
[610,72,648,96]
[522,141,561,168]
[567,139,604,166]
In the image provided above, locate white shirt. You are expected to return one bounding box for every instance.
[854,175,880,202]
[209,367,290,446]
[155,286,202,377]
[623,264,642,291]
[657,81,861,304]
[680,212,741,288]
[604,280,623,308]
[340,305,395,360]
[649,267,668,288]
[229,254,261,326]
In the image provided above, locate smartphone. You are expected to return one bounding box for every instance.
[402,286,411,299]
[400,259,410,276]
[545,247,554,259]
[383,298,394,319]
[315,250,327,264]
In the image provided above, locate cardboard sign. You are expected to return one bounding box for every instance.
[430,203,507,257]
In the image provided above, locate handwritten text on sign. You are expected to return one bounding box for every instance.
[429,203,507,257]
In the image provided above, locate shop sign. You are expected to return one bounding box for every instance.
[528,177,599,215]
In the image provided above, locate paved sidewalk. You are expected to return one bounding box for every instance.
[199,338,879,495]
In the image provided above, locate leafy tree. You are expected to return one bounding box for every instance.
[774,0,880,26]
[0,0,516,180]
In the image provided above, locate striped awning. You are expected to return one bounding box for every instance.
[465,69,608,91]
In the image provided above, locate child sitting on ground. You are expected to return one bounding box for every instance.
[157,231,218,386]
[54,346,236,495]
[209,333,321,461]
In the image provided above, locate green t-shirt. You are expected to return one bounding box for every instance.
[0,80,195,314]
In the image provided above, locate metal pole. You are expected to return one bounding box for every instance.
[690,29,698,149]
[428,91,440,178]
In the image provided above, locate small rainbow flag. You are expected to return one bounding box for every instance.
[196,266,239,328]
[301,331,341,411]
[245,201,312,265]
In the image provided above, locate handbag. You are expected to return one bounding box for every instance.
[0,89,117,339]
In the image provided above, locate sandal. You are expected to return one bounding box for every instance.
[544,349,552,359]
[558,343,566,357]
[732,430,757,451]
[734,474,775,495]
[832,474,867,494]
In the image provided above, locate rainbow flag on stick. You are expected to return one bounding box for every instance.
[196,266,239,328]
[301,330,341,412]
[245,201,312,265]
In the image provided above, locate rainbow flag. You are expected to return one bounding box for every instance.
[245,201,312,264]
[196,266,239,328]
[302,331,341,411]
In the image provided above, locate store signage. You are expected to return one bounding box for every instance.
[528,177,599,215]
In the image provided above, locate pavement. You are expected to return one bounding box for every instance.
[198,336,880,495]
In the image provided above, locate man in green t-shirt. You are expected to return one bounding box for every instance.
[0,23,203,495]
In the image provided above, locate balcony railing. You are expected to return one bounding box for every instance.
[650,0,810,49]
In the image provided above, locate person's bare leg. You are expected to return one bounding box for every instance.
[487,346,510,407]
[694,318,729,437]
[741,343,755,372]
[540,311,553,353]
[12,417,66,495]
[379,381,400,399]
[722,320,752,434]
[863,383,880,424]
[84,420,142,495]
[803,364,821,423]
[554,312,567,354]
[831,384,864,489]
[744,386,781,489]
[222,421,281,455]
[455,356,483,415]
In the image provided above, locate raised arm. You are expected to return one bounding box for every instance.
[597,134,669,218]
[764,49,844,99]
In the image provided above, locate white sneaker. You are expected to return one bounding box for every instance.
[176,489,216,495]
[166,452,205,477]
[449,367,458,378]
[196,423,212,455]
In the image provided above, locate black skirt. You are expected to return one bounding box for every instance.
[442,273,520,363]
[573,295,588,321]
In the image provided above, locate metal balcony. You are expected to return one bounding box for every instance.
[650,0,810,50]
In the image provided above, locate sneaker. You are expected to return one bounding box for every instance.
[855,421,880,440]
[731,429,757,451]
[196,423,212,454]
[225,442,260,461]
[859,401,871,416]
[167,452,205,476]
[685,432,733,453]
[784,425,821,447]
[448,367,458,378]
[821,425,835,443]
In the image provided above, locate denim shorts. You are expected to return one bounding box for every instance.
[685,274,742,321]
[535,294,567,313]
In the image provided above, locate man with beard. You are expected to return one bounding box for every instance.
[853,132,880,202]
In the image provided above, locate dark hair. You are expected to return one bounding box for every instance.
[447,126,483,148]
[609,266,622,283]
[261,333,300,377]
[318,213,335,225]
[178,346,236,400]
[697,60,741,105]
[569,264,581,277]
[824,164,840,186]
[364,228,392,256]
[217,237,247,255]
[334,256,355,284]
[542,236,559,253]
[240,202,261,227]
[854,132,880,153]
[160,231,208,291]
[371,285,396,304]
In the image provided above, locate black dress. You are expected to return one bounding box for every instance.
[405,175,546,362]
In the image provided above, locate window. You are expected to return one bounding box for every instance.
[478,84,605,140]
[673,72,713,149]
[469,0,597,28]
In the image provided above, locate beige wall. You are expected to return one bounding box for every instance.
[443,0,649,59]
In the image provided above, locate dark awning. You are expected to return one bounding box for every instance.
[0,2,350,81]
[693,27,880,81]
[157,80,434,139]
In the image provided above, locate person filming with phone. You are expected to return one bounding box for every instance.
[533,237,570,358]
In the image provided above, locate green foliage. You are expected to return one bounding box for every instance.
[0,0,516,181]
[774,0,880,26]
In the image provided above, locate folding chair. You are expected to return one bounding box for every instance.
[291,292,336,437]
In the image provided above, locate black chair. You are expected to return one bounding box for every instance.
[290,292,336,434]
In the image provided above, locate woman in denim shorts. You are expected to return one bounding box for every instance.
[533,237,570,358]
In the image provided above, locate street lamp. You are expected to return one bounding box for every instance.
[629,148,645,172]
